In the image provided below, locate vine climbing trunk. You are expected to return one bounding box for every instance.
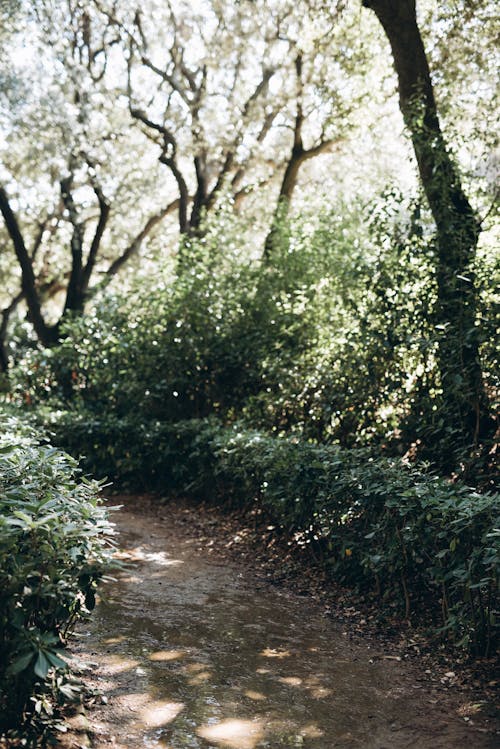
[363,0,493,449]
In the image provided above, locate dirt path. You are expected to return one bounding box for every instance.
[60,496,497,749]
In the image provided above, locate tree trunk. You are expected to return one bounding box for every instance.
[189,155,208,235]
[0,336,8,373]
[263,55,335,261]
[263,147,303,259]
[0,290,24,372]
[61,175,86,315]
[0,187,59,347]
[363,0,492,446]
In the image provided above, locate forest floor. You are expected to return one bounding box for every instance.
[59,494,498,749]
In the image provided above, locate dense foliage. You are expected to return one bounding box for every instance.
[0,412,115,734]
[11,204,498,479]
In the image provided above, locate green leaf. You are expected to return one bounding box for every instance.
[6,651,34,676]
[34,651,51,679]
[46,650,68,670]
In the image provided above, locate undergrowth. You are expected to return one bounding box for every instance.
[0,411,116,741]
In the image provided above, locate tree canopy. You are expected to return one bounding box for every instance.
[0,0,498,463]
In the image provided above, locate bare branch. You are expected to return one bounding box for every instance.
[30,213,56,259]
[206,151,235,211]
[1,289,24,335]
[82,189,110,292]
[140,54,192,106]
[129,106,177,155]
[159,156,190,233]
[244,69,274,117]
[0,288,24,370]
[105,200,179,278]
[479,187,500,227]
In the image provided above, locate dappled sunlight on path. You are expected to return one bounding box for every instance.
[197,718,264,748]
[62,497,497,749]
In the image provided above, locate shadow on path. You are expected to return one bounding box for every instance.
[61,496,497,749]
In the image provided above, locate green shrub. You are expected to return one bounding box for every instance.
[9,245,321,422]
[7,202,497,489]
[8,209,374,437]
[0,414,116,732]
[178,421,499,654]
[7,202,498,477]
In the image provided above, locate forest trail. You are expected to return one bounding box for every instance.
[60,496,497,749]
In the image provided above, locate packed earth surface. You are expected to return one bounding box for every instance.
[60,496,498,749]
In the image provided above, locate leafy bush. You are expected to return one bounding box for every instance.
[8,209,375,437]
[171,421,499,655]
[8,203,497,480]
[0,413,116,732]
[10,239,323,420]
[6,199,498,484]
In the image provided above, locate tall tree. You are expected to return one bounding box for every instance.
[362,0,493,447]
[1,0,353,363]
[96,0,349,246]
[0,2,178,361]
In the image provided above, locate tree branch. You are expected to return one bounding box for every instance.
[241,68,274,119]
[60,173,85,314]
[82,186,110,292]
[105,199,179,278]
[205,151,235,212]
[0,186,56,345]
[0,289,24,371]
[129,106,177,151]
[81,156,111,292]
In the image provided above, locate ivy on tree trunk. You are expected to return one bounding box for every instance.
[363,0,492,448]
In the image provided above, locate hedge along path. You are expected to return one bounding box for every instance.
[61,496,497,749]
